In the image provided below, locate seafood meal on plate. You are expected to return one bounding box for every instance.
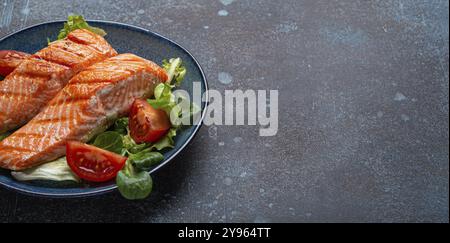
[0,15,199,200]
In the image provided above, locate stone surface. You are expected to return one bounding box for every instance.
[0,0,448,222]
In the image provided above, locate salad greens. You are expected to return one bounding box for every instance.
[129,150,164,172]
[148,83,177,114]
[112,118,129,135]
[11,157,79,182]
[151,128,177,151]
[162,58,186,87]
[57,15,106,40]
[116,162,153,200]
[148,58,188,117]
[48,15,106,44]
[123,132,149,155]
[92,131,123,154]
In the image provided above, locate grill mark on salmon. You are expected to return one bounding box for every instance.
[51,41,98,59]
[46,97,91,107]
[0,145,37,153]
[0,54,168,170]
[34,48,83,68]
[7,132,44,138]
[30,116,74,125]
[18,57,70,77]
[0,29,117,134]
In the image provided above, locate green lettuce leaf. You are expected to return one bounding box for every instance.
[11,157,80,182]
[116,161,153,200]
[162,58,186,86]
[112,117,129,135]
[123,134,149,154]
[148,83,177,114]
[58,15,106,39]
[150,128,177,151]
[49,15,106,43]
[92,131,123,154]
[129,151,164,171]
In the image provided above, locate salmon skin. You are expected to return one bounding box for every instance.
[0,54,168,170]
[0,29,117,133]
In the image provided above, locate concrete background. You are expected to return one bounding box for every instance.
[0,0,448,222]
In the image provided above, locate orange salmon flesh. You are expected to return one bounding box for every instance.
[0,54,168,170]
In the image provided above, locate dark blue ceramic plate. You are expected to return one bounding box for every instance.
[0,21,208,198]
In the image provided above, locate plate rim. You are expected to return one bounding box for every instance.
[0,20,209,198]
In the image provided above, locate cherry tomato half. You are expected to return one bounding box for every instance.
[66,141,127,182]
[0,50,30,77]
[129,98,171,143]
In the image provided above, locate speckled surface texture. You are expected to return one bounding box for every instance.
[0,0,448,222]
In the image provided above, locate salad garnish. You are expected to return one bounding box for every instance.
[116,161,153,200]
[11,157,79,182]
[162,58,186,87]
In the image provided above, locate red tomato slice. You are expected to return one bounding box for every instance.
[0,50,30,76]
[66,141,127,182]
[129,98,171,143]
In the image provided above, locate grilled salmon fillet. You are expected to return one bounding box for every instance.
[0,54,168,170]
[0,29,117,133]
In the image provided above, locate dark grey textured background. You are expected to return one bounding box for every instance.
[0,0,448,223]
